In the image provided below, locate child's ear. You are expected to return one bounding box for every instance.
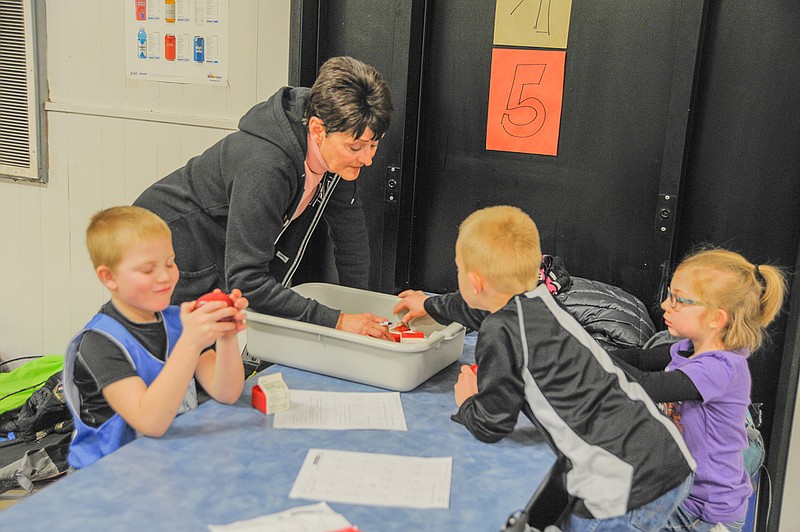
[710,307,729,330]
[96,265,118,291]
[467,271,483,295]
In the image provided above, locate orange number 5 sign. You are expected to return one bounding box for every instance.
[486,48,566,156]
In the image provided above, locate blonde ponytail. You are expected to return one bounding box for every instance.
[755,264,786,329]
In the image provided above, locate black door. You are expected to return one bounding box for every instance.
[406,1,706,309]
[289,0,425,294]
[294,0,706,308]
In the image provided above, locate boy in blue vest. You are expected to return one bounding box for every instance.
[395,206,695,531]
[63,206,247,468]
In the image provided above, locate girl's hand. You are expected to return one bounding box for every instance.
[454,364,478,406]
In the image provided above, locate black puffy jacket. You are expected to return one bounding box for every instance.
[556,276,656,351]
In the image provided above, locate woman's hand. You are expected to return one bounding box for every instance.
[336,313,394,341]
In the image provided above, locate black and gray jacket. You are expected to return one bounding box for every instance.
[425,284,695,519]
[134,87,369,327]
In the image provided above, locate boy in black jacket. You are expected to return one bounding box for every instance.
[394,206,695,531]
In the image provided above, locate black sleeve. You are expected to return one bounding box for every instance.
[223,147,341,328]
[325,179,370,290]
[610,344,673,371]
[423,292,489,331]
[451,316,525,442]
[609,354,702,403]
[78,331,138,389]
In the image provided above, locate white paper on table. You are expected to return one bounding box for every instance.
[273,390,407,431]
[290,449,452,509]
[207,501,352,532]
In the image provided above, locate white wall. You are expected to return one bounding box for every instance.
[781,385,800,530]
[0,0,290,364]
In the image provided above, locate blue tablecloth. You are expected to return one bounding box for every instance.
[0,334,555,531]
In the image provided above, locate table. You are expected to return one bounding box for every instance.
[0,335,555,531]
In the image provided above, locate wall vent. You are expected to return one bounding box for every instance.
[0,0,47,182]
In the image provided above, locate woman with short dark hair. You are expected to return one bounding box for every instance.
[135,56,394,340]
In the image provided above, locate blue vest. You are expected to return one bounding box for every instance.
[63,306,197,469]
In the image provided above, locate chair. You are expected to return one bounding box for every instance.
[503,460,571,531]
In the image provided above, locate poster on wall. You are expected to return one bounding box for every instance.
[125,0,229,86]
[493,0,573,49]
[485,48,566,156]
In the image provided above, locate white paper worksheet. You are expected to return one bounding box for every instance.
[208,502,353,532]
[289,449,453,509]
[273,390,407,431]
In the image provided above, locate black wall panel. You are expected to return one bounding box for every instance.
[408,2,698,310]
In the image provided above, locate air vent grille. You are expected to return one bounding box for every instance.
[0,0,45,181]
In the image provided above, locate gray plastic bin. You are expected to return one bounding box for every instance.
[245,283,466,391]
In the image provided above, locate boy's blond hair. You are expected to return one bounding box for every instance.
[677,248,786,353]
[457,206,541,294]
[86,206,171,271]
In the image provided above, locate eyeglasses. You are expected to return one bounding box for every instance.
[666,287,706,309]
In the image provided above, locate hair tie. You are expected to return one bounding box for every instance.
[754,264,766,286]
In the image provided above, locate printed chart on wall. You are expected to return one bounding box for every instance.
[125,0,229,86]
[486,0,572,156]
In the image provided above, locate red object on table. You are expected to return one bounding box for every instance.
[251,384,267,414]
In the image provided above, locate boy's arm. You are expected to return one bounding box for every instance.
[424,292,489,331]
[195,290,247,403]
[194,336,245,404]
[102,346,201,437]
[451,319,524,442]
[103,299,240,437]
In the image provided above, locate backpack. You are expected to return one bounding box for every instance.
[743,406,765,483]
[0,355,65,415]
[0,371,73,496]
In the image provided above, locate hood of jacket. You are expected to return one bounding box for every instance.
[238,86,310,181]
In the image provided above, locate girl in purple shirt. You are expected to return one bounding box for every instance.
[610,248,786,531]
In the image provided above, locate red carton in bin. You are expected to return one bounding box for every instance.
[400,330,425,343]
